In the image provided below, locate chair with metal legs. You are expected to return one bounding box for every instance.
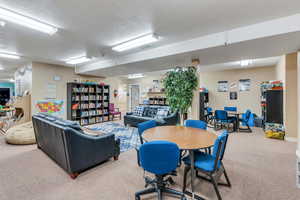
[136,120,157,166]
[135,141,187,200]
[182,131,231,200]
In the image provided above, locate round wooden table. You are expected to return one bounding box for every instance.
[143,126,218,200]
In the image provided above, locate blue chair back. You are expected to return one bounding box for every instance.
[224,107,237,112]
[138,120,157,144]
[212,131,229,170]
[139,141,180,175]
[184,120,207,130]
[245,110,251,121]
[206,107,213,113]
[215,110,228,121]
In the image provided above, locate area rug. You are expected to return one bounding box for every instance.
[87,122,140,153]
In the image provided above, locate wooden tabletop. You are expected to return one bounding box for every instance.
[143,126,218,150]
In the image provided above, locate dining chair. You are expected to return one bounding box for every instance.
[239,109,252,133]
[184,119,207,130]
[224,107,237,112]
[214,110,235,132]
[136,120,157,166]
[135,141,187,200]
[205,107,214,124]
[182,131,231,200]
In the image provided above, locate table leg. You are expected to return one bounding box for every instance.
[236,114,240,132]
[183,150,205,200]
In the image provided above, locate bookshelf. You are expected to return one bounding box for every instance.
[67,83,110,126]
[149,97,167,106]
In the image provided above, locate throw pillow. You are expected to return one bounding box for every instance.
[156,107,170,119]
[134,106,144,116]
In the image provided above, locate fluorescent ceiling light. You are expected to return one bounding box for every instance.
[66,56,91,65]
[0,21,5,27]
[112,33,159,52]
[128,73,144,79]
[240,59,253,67]
[0,52,20,59]
[0,7,58,35]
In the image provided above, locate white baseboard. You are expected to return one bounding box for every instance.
[285,137,298,142]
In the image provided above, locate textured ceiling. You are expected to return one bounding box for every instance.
[0,0,299,77]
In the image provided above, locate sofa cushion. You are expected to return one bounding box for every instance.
[55,119,82,131]
[133,106,144,116]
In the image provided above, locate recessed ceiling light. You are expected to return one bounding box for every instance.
[240,60,253,67]
[0,52,20,59]
[112,33,159,52]
[128,73,144,79]
[0,7,58,35]
[0,21,5,27]
[65,56,91,65]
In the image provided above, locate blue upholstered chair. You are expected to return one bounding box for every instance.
[239,109,252,133]
[135,141,186,200]
[184,119,209,155]
[182,131,231,200]
[214,110,235,132]
[224,106,237,112]
[184,120,207,130]
[136,120,157,166]
[205,107,214,124]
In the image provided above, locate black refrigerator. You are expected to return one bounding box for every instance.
[264,90,283,124]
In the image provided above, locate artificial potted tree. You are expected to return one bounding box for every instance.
[162,66,198,125]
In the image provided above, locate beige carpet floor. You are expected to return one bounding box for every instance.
[0,128,300,200]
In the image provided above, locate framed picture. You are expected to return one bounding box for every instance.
[217,81,228,92]
[230,91,238,100]
[239,79,251,91]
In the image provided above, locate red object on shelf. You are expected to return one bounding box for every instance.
[72,103,79,110]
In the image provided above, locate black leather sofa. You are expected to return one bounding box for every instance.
[124,106,179,127]
[32,114,120,179]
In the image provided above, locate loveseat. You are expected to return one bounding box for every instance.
[32,114,120,179]
[124,105,179,127]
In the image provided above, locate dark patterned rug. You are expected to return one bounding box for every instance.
[88,122,140,153]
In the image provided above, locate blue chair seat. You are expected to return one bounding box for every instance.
[183,152,220,172]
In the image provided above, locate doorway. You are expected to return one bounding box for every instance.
[129,85,140,112]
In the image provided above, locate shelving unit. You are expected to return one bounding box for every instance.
[149,97,167,106]
[67,83,110,126]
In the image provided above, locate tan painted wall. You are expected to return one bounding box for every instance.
[285,53,298,138]
[31,62,103,119]
[297,51,300,150]
[102,77,128,115]
[198,66,276,116]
